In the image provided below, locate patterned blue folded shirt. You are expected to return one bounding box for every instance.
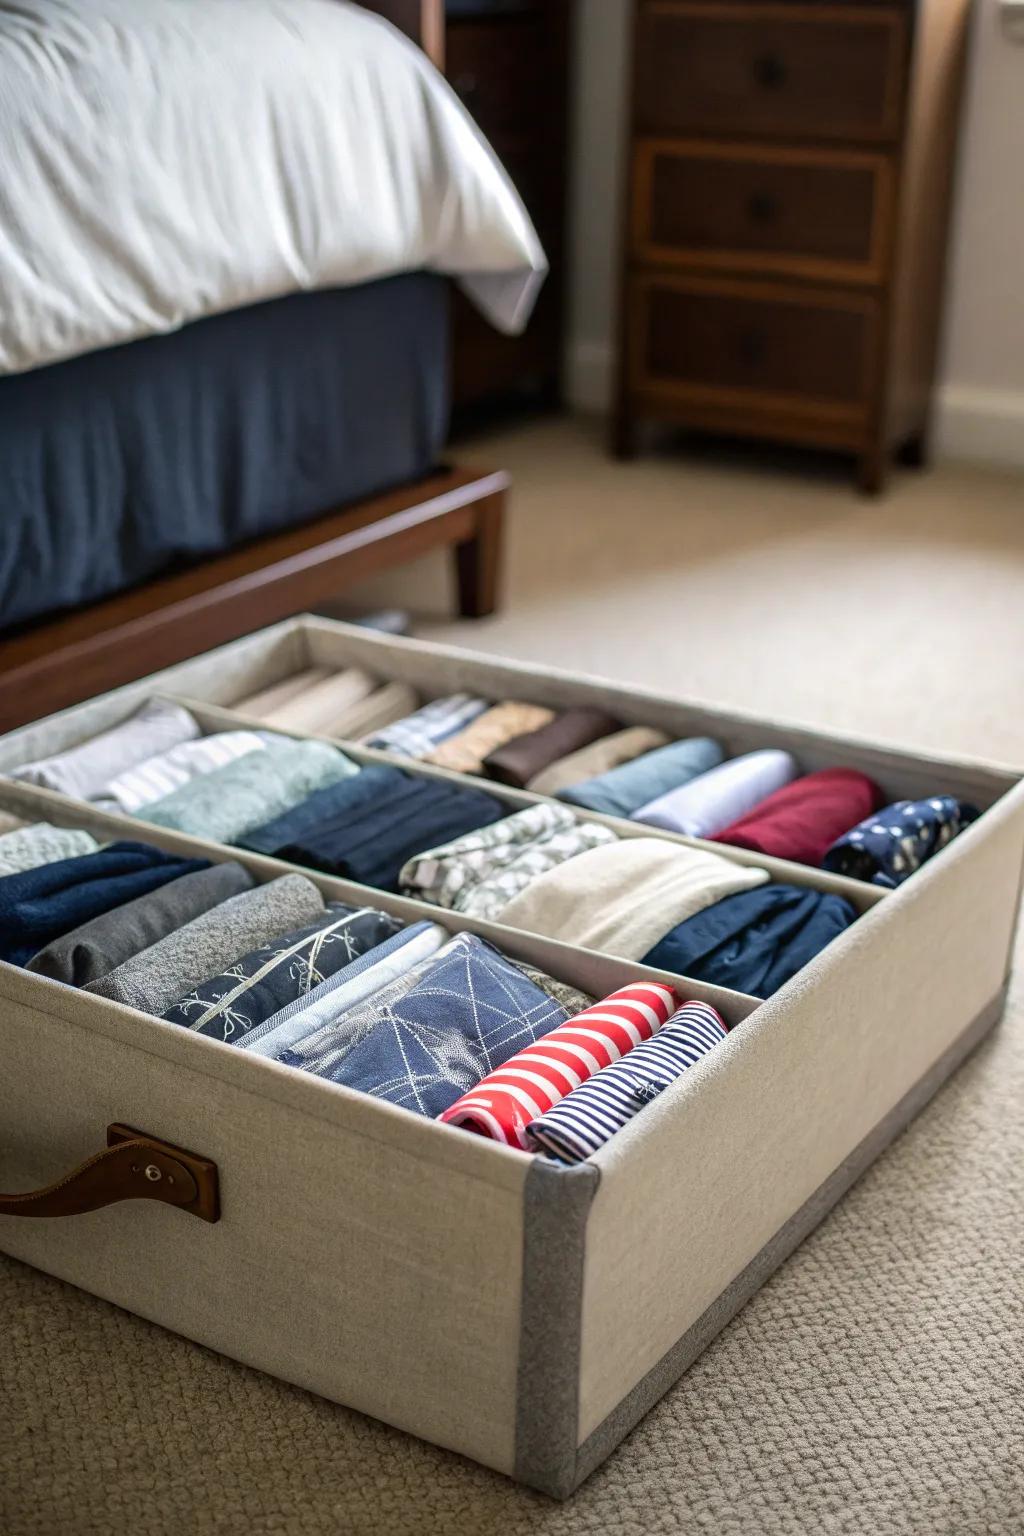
[822,796,978,888]
[309,931,577,1119]
[162,903,403,1043]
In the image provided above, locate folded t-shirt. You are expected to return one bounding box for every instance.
[8,700,199,801]
[0,841,208,968]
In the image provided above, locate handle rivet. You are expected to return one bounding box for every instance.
[144,1164,162,1182]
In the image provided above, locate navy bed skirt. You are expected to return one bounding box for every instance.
[0,273,450,633]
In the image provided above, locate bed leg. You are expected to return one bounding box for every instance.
[454,487,504,618]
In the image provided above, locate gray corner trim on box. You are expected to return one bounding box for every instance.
[515,1158,601,1497]
[516,980,1009,1500]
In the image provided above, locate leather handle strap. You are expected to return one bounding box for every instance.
[0,1124,220,1223]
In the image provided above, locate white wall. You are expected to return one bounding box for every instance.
[565,0,1024,468]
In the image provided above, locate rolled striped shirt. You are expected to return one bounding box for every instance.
[438,981,680,1149]
[99,730,274,813]
[525,1001,728,1164]
[362,693,489,759]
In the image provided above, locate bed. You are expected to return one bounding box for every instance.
[0,0,545,728]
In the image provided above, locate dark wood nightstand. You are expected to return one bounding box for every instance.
[613,0,974,492]
[446,0,573,418]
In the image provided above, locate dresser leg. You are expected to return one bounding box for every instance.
[896,430,929,470]
[611,408,639,460]
[454,488,504,618]
[857,449,887,497]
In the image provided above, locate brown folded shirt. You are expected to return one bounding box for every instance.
[427,702,554,776]
[483,707,621,789]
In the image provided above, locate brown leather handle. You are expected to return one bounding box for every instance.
[0,1124,220,1223]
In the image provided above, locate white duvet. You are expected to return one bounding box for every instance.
[0,0,547,376]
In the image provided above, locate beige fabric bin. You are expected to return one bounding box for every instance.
[1,616,1021,1498]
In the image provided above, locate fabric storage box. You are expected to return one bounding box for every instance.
[1,616,1022,1499]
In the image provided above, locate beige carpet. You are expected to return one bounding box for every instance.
[5,420,1024,1535]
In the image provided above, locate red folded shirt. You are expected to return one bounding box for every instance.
[712,767,885,867]
[437,981,680,1149]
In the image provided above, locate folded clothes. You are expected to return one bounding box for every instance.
[482,707,621,789]
[239,763,405,856]
[8,699,199,801]
[276,773,506,893]
[526,1001,729,1162]
[138,739,357,845]
[26,862,254,987]
[559,736,724,819]
[232,668,333,722]
[86,873,324,1015]
[527,726,671,798]
[643,883,858,1000]
[399,802,617,922]
[163,903,403,1043]
[822,795,979,889]
[440,980,680,1148]
[294,933,583,1118]
[0,841,208,968]
[427,702,555,775]
[241,920,449,1060]
[0,823,99,877]
[97,730,275,815]
[257,668,379,734]
[497,837,769,961]
[335,682,420,740]
[633,749,799,839]
[712,768,885,868]
[363,694,490,759]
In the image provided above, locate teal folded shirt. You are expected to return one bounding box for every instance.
[136,739,358,845]
[558,736,724,819]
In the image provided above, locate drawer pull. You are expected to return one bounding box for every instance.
[453,71,479,101]
[747,191,779,225]
[752,52,788,90]
[0,1124,220,1223]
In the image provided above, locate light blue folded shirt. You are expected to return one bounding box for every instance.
[632,749,799,840]
[240,919,449,1059]
[558,736,724,819]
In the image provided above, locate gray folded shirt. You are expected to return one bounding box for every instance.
[85,872,325,1016]
[26,861,254,987]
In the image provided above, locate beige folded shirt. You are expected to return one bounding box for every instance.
[259,669,380,734]
[497,836,769,961]
[337,682,420,741]
[527,726,671,798]
[233,669,333,722]
[427,702,555,776]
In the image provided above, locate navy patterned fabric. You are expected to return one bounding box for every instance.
[822,796,978,889]
[161,903,403,1043]
[309,932,575,1118]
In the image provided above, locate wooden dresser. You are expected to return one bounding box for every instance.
[613,0,973,492]
[446,0,573,417]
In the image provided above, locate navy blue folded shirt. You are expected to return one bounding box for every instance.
[643,883,857,1000]
[253,768,506,893]
[0,841,209,968]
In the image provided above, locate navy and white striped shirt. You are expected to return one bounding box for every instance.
[526,1001,728,1163]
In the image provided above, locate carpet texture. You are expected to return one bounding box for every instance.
[4,420,1024,1534]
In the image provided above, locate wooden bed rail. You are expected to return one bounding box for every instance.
[0,465,506,732]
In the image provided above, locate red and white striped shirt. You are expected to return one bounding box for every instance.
[438,981,680,1148]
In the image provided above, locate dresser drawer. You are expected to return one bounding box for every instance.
[627,274,879,423]
[634,2,908,142]
[447,17,548,148]
[633,141,894,283]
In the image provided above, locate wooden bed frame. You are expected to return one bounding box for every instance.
[0,0,508,733]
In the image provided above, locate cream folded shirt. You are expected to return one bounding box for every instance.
[527,726,671,798]
[497,836,770,961]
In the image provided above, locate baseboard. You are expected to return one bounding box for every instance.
[934,384,1024,469]
[566,341,613,415]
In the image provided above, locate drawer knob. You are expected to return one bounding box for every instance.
[453,71,479,101]
[747,191,779,225]
[752,52,788,90]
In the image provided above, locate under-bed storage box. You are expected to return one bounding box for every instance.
[1,617,1022,1498]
